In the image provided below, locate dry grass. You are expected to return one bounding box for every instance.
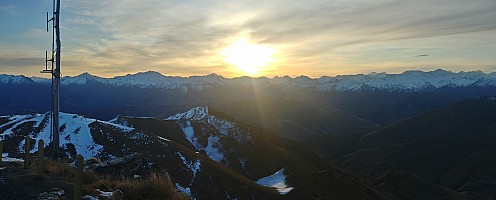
[89,174,190,200]
[33,158,190,200]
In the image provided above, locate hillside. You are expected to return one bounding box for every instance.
[340,97,496,199]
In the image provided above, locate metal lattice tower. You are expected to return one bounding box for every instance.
[41,0,61,159]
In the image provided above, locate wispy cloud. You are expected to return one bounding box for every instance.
[0,5,17,15]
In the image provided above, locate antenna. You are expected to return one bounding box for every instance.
[41,0,61,159]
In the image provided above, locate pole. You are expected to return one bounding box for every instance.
[24,136,31,169]
[42,0,61,159]
[0,140,3,164]
[74,155,84,199]
[37,140,45,175]
[52,0,61,159]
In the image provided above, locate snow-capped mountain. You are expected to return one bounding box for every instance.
[318,69,496,91]
[20,69,496,92]
[0,74,34,84]
[0,112,132,159]
[53,71,227,92]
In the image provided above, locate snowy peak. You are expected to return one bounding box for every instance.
[0,74,34,84]
[63,72,105,85]
[166,107,209,121]
[110,71,169,87]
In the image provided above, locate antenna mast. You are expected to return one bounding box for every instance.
[41,0,61,159]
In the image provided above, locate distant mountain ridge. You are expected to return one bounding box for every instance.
[0,74,34,84]
[5,69,496,92]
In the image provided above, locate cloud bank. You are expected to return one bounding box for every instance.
[1,0,495,77]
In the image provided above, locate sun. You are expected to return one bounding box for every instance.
[220,38,276,75]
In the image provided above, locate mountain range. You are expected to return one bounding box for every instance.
[5,69,496,92]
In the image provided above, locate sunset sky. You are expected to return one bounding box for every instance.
[1,0,495,78]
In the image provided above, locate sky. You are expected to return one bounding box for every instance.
[0,0,495,78]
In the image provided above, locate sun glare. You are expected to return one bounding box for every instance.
[220,38,276,75]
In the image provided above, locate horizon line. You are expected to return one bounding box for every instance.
[2,68,496,80]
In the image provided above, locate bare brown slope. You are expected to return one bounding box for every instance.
[341,97,496,199]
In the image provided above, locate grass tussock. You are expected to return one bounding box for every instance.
[89,174,190,200]
[32,158,190,200]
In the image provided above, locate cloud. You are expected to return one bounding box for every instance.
[239,0,496,75]
[0,5,17,15]
[2,0,495,77]
[57,0,246,76]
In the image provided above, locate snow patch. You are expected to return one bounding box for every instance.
[177,152,201,181]
[256,168,294,195]
[95,189,113,198]
[37,189,65,200]
[239,159,247,170]
[168,107,229,163]
[81,195,98,200]
[2,156,24,162]
[175,183,193,198]
[157,136,171,142]
[178,121,202,150]
[207,115,250,143]
[204,136,224,162]
[207,116,234,136]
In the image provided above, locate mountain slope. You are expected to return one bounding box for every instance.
[340,97,496,199]
[119,107,386,199]
[0,112,131,159]
[211,97,379,140]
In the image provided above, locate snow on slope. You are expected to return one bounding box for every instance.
[317,69,492,91]
[256,168,293,195]
[58,71,226,92]
[30,76,52,84]
[62,72,105,85]
[175,183,193,197]
[167,106,250,142]
[1,153,24,162]
[174,119,225,162]
[166,106,252,163]
[178,152,201,182]
[166,107,254,162]
[0,74,33,84]
[167,107,209,121]
[0,113,134,158]
[17,69,496,92]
